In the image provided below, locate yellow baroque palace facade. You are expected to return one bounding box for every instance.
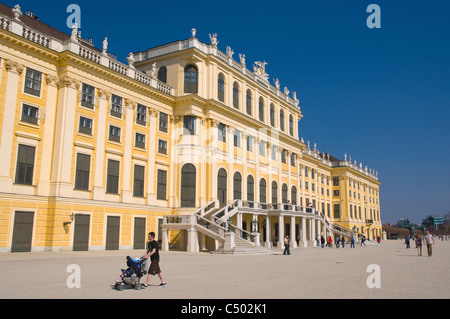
[0,3,381,253]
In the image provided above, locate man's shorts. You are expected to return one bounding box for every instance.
[148,260,161,275]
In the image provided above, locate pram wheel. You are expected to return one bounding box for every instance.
[114,283,124,291]
[135,284,142,290]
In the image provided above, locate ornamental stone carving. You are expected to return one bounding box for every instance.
[5,60,24,75]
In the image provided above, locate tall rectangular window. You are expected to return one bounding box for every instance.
[157,169,167,200]
[24,68,42,96]
[333,204,341,219]
[15,144,36,185]
[233,130,241,148]
[218,123,227,142]
[75,153,91,190]
[159,112,168,133]
[158,139,168,154]
[136,104,147,126]
[110,95,123,118]
[81,83,95,109]
[106,159,120,194]
[135,133,146,149]
[183,116,196,135]
[133,165,145,197]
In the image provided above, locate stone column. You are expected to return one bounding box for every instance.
[146,108,158,204]
[121,99,135,203]
[161,228,169,251]
[265,215,272,248]
[92,89,110,200]
[299,216,307,247]
[51,75,80,197]
[0,60,23,192]
[277,215,284,249]
[291,216,297,248]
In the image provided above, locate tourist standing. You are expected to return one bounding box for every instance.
[316,235,320,247]
[424,231,435,257]
[320,235,325,248]
[341,236,345,248]
[405,235,410,249]
[350,237,355,248]
[283,236,291,255]
[335,236,340,248]
[360,235,366,247]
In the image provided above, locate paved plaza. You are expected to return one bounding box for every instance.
[0,239,449,299]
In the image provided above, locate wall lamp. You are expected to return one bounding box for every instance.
[63,213,75,227]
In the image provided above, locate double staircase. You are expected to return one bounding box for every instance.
[162,200,356,254]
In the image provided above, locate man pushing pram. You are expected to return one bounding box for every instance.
[114,256,148,291]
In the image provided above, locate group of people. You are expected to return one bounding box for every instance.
[404,231,436,257]
[319,235,356,248]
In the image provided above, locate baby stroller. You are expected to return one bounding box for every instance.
[114,256,147,291]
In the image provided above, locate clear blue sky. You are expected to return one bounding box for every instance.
[4,0,449,224]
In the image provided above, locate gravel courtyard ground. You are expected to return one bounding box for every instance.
[0,239,449,300]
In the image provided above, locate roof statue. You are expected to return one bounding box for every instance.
[253,61,269,81]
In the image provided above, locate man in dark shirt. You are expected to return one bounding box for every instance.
[142,232,166,288]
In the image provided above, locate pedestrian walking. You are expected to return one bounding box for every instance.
[350,237,355,248]
[142,232,166,288]
[341,236,345,248]
[416,234,423,256]
[424,231,435,257]
[327,236,333,248]
[320,235,325,248]
[316,235,320,247]
[360,235,366,247]
[335,236,340,248]
[283,236,291,255]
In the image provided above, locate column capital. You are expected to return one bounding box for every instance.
[5,59,24,75]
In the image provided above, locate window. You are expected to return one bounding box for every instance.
[311,169,315,179]
[81,84,95,109]
[21,104,39,125]
[291,186,297,205]
[133,165,145,198]
[233,172,242,200]
[247,175,254,201]
[234,130,241,148]
[259,97,264,122]
[158,139,168,154]
[135,133,146,149]
[289,115,294,136]
[159,112,168,133]
[247,136,253,152]
[218,73,225,102]
[218,123,227,142]
[334,204,341,219]
[270,104,275,127]
[333,190,340,197]
[24,68,42,96]
[157,169,167,200]
[281,149,287,163]
[259,179,267,203]
[79,116,93,135]
[184,65,198,94]
[109,125,121,143]
[271,181,278,204]
[15,144,35,185]
[271,146,277,160]
[106,159,120,194]
[290,153,296,166]
[305,166,309,177]
[233,82,239,109]
[111,95,122,118]
[75,153,91,191]
[282,184,288,203]
[136,104,147,126]
[246,90,252,115]
[158,66,167,83]
[280,109,285,132]
[183,116,196,135]
[259,140,266,156]
[333,177,340,186]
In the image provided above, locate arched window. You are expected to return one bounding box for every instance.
[259,178,267,203]
[259,97,264,122]
[218,73,225,102]
[247,175,254,202]
[280,109,285,132]
[158,66,167,83]
[233,82,239,109]
[291,186,297,205]
[184,65,198,94]
[271,181,278,204]
[246,90,252,115]
[233,172,242,200]
[282,184,288,203]
[289,115,294,136]
[218,168,228,207]
[270,104,275,127]
[181,164,196,208]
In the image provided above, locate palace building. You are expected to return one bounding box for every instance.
[0,3,381,253]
